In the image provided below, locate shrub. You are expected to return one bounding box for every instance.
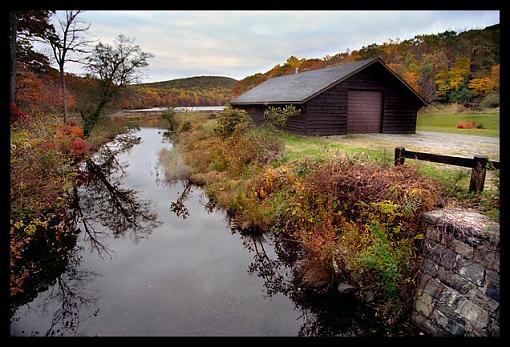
[177,120,191,133]
[263,105,301,129]
[479,92,500,109]
[70,138,93,158]
[215,105,252,138]
[11,132,74,224]
[243,127,284,165]
[357,224,405,298]
[228,190,273,230]
[162,109,177,131]
[69,126,84,138]
[273,158,439,315]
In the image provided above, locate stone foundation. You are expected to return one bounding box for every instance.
[412,208,500,336]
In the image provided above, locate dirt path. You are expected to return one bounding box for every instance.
[327,131,500,161]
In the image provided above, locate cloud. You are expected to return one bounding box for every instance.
[49,10,499,83]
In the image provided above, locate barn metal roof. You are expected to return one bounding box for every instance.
[231,57,427,106]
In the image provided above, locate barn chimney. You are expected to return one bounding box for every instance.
[295,67,299,74]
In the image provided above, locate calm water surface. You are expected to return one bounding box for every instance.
[125,106,225,112]
[10,126,395,336]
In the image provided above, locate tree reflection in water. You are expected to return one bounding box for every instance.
[39,250,100,336]
[154,143,193,220]
[12,130,162,336]
[11,230,101,336]
[74,130,161,247]
[176,188,388,336]
[169,181,192,219]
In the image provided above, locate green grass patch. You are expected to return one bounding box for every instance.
[406,161,472,193]
[417,111,500,137]
[282,133,393,165]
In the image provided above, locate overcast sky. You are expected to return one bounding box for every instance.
[42,10,499,83]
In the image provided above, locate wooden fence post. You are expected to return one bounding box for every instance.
[469,155,488,193]
[395,147,405,166]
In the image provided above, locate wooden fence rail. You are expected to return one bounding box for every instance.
[394,147,500,193]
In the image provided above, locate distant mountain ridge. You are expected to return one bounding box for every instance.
[135,75,238,89]
[118,75,238,109]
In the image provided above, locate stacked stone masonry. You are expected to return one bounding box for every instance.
[412,208,500,336]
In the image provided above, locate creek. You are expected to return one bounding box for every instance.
[11,122,405,336]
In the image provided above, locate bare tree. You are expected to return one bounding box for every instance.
[49,10,94,123]
[81,35,153,136]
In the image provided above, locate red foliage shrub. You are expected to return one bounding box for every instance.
[10,103,27,123]
[70,139,92,158]
[70,138,92,158]
[57,124,83,139]
[69,126,84,138]
[51,123,88,158]
[457,121,476,129]
[38,141,57,151]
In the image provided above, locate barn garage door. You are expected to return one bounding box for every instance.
[347,90,383,133]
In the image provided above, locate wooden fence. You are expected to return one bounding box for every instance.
[394,147,500,193]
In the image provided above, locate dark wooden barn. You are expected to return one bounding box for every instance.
[230,57,427,135]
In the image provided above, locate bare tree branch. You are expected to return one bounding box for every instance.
[49,10,95,122]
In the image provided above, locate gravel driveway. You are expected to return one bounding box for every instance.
[327,131,500,160]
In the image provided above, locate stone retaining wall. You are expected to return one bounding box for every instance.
[411,208,500,336]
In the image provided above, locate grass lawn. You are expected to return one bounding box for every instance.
[282,133,392,163]
[416,109,500,137]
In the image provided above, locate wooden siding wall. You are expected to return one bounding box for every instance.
[304,84,346,136]
[235,104,307,135]
[305,63,421,135]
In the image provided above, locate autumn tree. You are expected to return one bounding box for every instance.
[468,77,494,95]
[435,56,471,102]
[49,10,94,123]
[81,35,152,136]
[286,56,305,72]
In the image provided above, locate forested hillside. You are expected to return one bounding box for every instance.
[115,76,238,109]
[234,24,499,105]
